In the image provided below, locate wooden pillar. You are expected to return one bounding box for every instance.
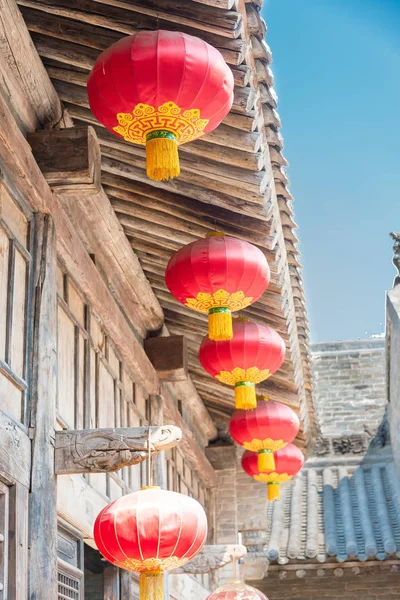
[28,214,58,600]
[104,565,119,600]
[150,395,167,490]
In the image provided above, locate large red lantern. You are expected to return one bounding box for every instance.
[199,320,285,410]
[229,399,300,472]
[94,487,207,600]
[207,581,269,600]
[88,30,234,182]
[242,445,304,501]
[165,235,270,342]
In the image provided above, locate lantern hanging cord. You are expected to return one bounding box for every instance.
[147,428,152,487]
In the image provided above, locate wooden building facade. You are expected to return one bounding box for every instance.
[0,0,314,598]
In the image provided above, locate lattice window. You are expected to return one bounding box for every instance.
[166,447,207,506]
[56,264,150,498]
[0,183,33,425]
[58,560,83,600]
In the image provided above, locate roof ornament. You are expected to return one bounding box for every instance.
[390,232,400,287]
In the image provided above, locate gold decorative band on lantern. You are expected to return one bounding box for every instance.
[208,306,232,341]
[234,381,256,410]
[145,129,179,182]
[267,482,280,502]
[258,448,275,472]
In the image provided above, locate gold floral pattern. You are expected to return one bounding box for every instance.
[185,289,253,313]
[216,367,271,386]
[113,102,209,145]
[254,472,292,484]
[242,437,287,453]
[113,556,187,573]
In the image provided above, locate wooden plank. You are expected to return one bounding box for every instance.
[104,565,119,600]
[0,409,30,487]
[0,47,37,132]
[144,336,188,382]
[102,157,270,221]
[21,0,241,40]
[20,2,245,65]
[8,484,29,598]
[28,213,58,600]
[28,127,101,194]
[0,0,69,128]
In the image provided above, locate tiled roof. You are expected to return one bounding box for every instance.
[265,457,400,564]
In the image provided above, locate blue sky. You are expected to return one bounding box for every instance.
[263,0,400,342]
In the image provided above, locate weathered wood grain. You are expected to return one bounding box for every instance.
[54,425,182,474]
[144,336,188,382]
[28,127,101,194]
[28,213,58,600]
[0,0,71,128]
[0,409,31,487]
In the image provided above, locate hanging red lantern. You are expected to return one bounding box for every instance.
[199,320,285,410]
[94,487,207,600]
[242,445,304,501]
[165,235,270,342]
[207,581,269,600]
[229,399,300,472]
[88,30,234,182]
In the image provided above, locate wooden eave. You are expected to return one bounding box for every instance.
[17,0,315,449]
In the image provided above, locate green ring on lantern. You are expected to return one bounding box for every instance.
[146,130,178,143]
[234,381,254,388]
[258,448,273,455]
[208,307,231,315]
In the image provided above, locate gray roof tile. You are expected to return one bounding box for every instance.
[265,460,400,564]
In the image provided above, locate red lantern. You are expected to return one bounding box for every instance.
[207,581,269,600]
[199,320,285,410]
[88,30,234,182]
[94,487,207,600]
[242,445,304,501]
[165,235,270,342]
[229,399,300,472]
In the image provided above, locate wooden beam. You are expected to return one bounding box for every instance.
[19,0,241,42]
[144,335,188,382]
[28,125,164,338]
[28,127,101,194]
[0,0,70,128]
[29,213,58,600]
[54,425,182,474]
[19,2,245,65]
[0,74,160,392]
[172,544,247,574]
[102,156,271,220]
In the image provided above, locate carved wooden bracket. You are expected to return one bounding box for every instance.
[55,426,182,474]
[172,544,247,574]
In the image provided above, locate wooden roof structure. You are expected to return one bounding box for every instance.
[17,0,315,448]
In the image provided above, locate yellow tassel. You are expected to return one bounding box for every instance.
[258,449,275,472]
[234,381,256,410]
[146,130,180,181]
[208,307,232,341]
[267,482,280,502]
[139,571,164,600]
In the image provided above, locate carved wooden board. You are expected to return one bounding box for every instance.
[55,425,182,474]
